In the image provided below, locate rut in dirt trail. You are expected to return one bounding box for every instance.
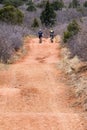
[0,37,86,130]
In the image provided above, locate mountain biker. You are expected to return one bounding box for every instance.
[38,29,43,43]
[50,29,54,43]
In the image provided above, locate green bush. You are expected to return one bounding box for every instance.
[63,20,79,42]
[3,0,23,7]
[67,20,79,34]
[31,18,39,28]
[83,1,87,7]
[40,1,56,26]
[27,0,36,11]
[63,31,72,43]
[51,0,64,10]
[0,5,24,24]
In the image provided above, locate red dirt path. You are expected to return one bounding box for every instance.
[0,37,86,130]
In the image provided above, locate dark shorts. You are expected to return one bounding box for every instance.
[39,35,42,38]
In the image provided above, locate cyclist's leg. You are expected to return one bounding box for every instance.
[50,35,53,43]
[41,37,42,43]
[39,36,42,43]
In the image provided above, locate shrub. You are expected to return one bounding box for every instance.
[51,0,64,10]
[0,22,33,63]
[37,0,47,8]
[0,5,24,24]
[11,37,23,51]
[63,31,72,43]
[31,18,39,28]
[0,31,23,63]
[0,36,23,63]
[67,20,80,34]
[27,0,36,11]
[0,37,13,63]
[40,1,56,26]
[63,20,80,43]
[3,0,23,7]
[83,1,87,7]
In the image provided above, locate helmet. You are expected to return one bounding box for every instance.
[50,29,53,32]
[39,29,42,31]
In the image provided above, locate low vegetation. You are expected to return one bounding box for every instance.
[31,18,39,28]
[0,23,32,63]
[36,0,47,8]
[27,0,36,11]
[2,0,24,7]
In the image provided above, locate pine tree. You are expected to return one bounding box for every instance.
[69,0,80,8]
[83,1,87,7]
[0,0,3,3]
[40,1,56,26]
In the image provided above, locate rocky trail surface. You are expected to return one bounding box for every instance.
[0,37,86,130]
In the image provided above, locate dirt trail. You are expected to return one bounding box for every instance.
[0,37,86,130]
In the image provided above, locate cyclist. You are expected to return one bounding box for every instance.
[50,29,54,43]
[38,29,43,43]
